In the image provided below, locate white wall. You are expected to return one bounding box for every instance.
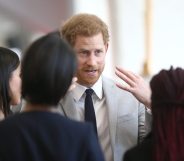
[109,0,145,75]
[112,0,184,76]
[153,0,184,73]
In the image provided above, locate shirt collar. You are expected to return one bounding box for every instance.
[72,76,103,101]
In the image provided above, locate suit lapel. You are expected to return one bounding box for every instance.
[61,77,119,148]
[102,77,118,151]
[60,92,80,120]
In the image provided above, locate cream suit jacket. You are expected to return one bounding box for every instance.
[59,77,149,161]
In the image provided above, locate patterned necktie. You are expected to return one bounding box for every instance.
[84,88,97,134]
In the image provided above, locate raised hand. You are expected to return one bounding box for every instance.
[115,66,151,108]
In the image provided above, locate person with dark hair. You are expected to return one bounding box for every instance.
[123,67,184,161]
[59,13,151,161]
[0,47,21,119]
[0,32,105,161]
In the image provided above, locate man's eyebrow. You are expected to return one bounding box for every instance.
[77,48,89,52]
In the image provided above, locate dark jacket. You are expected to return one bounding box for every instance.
[0,111,104,161]
[123,133,153,161]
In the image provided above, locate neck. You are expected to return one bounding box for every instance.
[0,110,4,120]
[22,102,58,113]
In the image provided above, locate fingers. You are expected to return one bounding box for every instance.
[115,67,136,87]
[68,77,78,91]
[116,82,132,93]
[72,77,78,83]
[116,66,138,81]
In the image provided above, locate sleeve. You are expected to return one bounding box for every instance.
[138,103,152,143]
[145,109,152,135]
[138,103,146,143]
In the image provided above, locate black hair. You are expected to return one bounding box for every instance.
[0,47,20,117]
[21,31,77,106]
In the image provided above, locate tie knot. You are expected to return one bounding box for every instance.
[85,88,94,96]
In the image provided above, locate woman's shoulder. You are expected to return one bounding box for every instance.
[123,133,153,161]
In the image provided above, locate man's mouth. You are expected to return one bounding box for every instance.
[84,69,97,76]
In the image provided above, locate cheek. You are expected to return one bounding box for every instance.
[77,58,85,69]
[10,77,20,91]
[9,77,21,105]
[98,59,105,67]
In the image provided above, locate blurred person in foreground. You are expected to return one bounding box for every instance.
[123,67,184,161]
[0,32,105,161]
[59,13,151,161]
[0,47,21,120]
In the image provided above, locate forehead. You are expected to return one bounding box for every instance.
[74,33,105,49]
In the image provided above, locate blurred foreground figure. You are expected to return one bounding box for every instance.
[0,32,105,161]
[124,67,184,161]
[0,47,21,120]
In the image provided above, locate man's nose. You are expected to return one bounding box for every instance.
[86,54,96,66]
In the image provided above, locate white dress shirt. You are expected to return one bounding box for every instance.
[72,76,113,161]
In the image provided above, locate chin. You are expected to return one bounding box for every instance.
[77,75,99,87]
[10,98,21,106]
[85,80,98,87]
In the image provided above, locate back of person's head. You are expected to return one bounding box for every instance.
[21,31,77,106]
[60,13,109,46]
[0,47,20,117]
[150,67,184,161]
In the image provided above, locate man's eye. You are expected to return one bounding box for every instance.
[98,50,102,53]
[77,51,89,57]
[80,50,91,56]
[95,50,102,55]
[82,51,88,54]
